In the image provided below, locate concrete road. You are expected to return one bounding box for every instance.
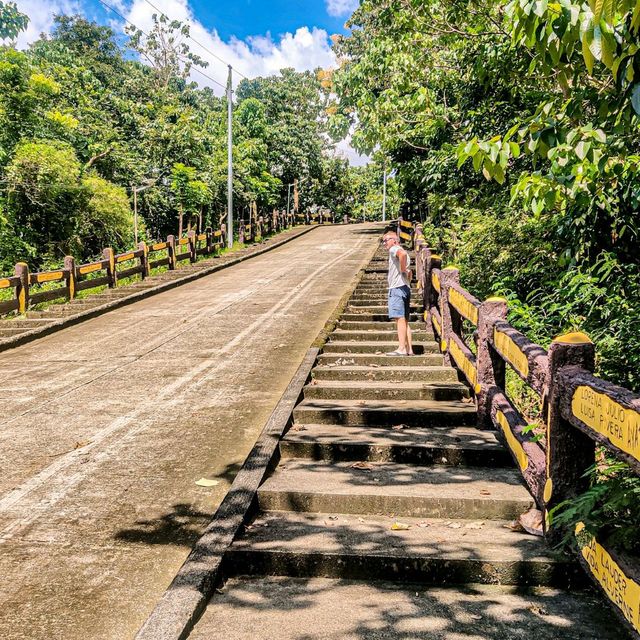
[0,224,378,640]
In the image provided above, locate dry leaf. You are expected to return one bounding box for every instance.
[391,522,412,531]
[528,605,547,616]
[74,440,92,449]
[350,461,373,471]
[462,397,475,404]
[448,522,462,529]
[195,478,219,487]
[392,424,408,431]
[465,521,485,529]
[518,508,544,537]
[504,520,525,532]
[479,489,491,495]
[328,515,339,520]
[417,521,430,528]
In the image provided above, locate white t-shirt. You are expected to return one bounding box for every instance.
[388,245,411,289]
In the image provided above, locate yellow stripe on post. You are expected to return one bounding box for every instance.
[448,339,478,388]
[496,410,529,472]
[493,327,530,379]
[431,272,441,293]
[448,288,479,325]
[0,278,11,289]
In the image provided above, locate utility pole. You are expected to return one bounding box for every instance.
[382,167,387,223]
[227,65,233,249]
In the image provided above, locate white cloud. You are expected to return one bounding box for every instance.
[125,0,336,93]
[13,0,80,49]
[326,0,358,18]
[335,137,369,167]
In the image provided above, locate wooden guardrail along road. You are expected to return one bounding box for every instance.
[185,226,628,639]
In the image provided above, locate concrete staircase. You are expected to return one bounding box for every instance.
[189,251,623,639]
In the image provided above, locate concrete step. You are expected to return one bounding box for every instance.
[318,353,444,367]
[345,305,421,315]
[280,424,511,467]
[304,380,468,401]
[312,365,458,383]
[341,313,420,322]
[0,327,29,337]
[2,318,56,329]
[258,459,534,520]
[329,330,433,343]
[322,341,438,354]
[338,321,424,331]
[189,576,620,640]
[226,512,576,587]
[292,398,476,427]
[348,299,422,308]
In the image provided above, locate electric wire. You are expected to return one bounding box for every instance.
[96,0,228,90]
[141,0,248,79]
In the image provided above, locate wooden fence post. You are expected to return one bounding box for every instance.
[167,235,177,270]
[544,332,596,540]
[188,230,197,263]
[138,242,149,278]
[476,297,509,429]
[64,256,76,300]
[205,227,214,255]
[423,250,441,319]
[103,247,116,287]
[438,266,460,366]
[14,262,29,314]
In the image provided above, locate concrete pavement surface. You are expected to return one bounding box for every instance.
[0,224,378,640]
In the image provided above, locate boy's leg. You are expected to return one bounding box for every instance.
[396,318,408,354]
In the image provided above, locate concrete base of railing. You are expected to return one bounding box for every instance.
[0,226,318,354]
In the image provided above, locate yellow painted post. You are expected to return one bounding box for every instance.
[103,247,116,288]
[166,235,177,270]
[438,266,461,365]
[138,242,149,278]
[544,332,596,541]
[14,262,29,314]
[188,230,197,263]
[476,297,509,429]
[64,256,76,301]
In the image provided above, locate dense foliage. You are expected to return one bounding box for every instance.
[0,10,391,271]
[332,0,640,550]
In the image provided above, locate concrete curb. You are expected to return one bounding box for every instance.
[0,226,318,354]
[134,247,373,640]
[135,347,319,640]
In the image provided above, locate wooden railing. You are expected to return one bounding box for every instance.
[0,209,303,317]
[412,223,640,638]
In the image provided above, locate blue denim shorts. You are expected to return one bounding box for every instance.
[388,285,411,319]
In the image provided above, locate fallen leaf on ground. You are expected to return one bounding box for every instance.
[392,424,408,431]
[462,397,475,404]
[195,478,219,487]
[479,489,491,495]
[328,515,339,520]
[350,461,373,471]
[528,605,547,616]
[504,520,525,532]
[448,522,462,529]
[518,508,544,537]
[469,614,483,621]
[417,521,430,528]
[465,522,485,529]
[391,522,412,530]
[74,440,92,449]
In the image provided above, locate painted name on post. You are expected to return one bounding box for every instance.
[576,523,640,633]
[572,386,640,464]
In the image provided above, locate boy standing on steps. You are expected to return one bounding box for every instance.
[382,231,413,356]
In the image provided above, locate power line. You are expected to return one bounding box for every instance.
[96,0,227,90]
[141,0,248,80]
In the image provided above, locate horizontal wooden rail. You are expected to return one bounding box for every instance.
[412,224,640,638]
